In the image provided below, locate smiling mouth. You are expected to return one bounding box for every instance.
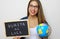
[31,10,35,14]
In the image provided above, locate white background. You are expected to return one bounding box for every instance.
[0,0,60,39]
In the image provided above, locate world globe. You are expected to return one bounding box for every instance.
[36,23,49,38]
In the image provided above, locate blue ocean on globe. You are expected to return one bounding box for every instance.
[36,23,49,38]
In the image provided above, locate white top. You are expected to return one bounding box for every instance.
[25,27,41,39]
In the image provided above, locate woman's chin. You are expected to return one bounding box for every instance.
[30,13,36,16]
[30,14,36,16]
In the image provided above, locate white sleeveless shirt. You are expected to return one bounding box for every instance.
[20,18,41,39]
[25,27,41,39]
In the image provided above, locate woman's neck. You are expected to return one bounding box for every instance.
[28,15,37,20]
[28,15,38,28]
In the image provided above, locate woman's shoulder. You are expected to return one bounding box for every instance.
[20,16,28,20]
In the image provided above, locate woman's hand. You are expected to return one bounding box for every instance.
[13,36,21,39]
[43,37,48,39]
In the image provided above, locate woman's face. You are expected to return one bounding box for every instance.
[29,1,38,16]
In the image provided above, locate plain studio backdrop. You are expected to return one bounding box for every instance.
[0,0,60,39]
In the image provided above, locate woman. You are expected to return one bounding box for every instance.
[13,0,48,39]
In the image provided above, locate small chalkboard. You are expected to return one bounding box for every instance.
[4,20,29,37]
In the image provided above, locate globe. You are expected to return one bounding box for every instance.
[36,23,49,38]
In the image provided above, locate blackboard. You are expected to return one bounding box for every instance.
[4,21,29,37]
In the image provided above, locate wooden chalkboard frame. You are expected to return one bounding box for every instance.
[4,20,30,37]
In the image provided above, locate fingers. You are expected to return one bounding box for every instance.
[13,36,21,39]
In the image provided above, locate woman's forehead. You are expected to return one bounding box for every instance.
[30,1,38,6]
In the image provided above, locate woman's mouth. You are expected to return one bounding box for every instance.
[31,10,35,14]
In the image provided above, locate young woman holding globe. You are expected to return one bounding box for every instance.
[13,0,49,39]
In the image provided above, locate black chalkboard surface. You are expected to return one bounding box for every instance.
[4,21,29,37]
